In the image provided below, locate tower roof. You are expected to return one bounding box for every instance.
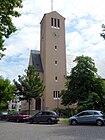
[40,11,65,24]
[31,50,43,72]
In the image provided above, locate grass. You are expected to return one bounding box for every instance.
[59,118,69,125]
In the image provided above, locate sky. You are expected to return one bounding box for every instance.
[1,0,105,82]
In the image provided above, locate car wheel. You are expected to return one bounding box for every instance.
[7,118,9,121]
[29,119,33,124]
[96,120,103,126]
[71,119,77,125]
[54,121,58,124]
[47,119,52,124]
[16,119,20,123]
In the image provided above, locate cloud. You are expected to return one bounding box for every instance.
[1,0,105,82]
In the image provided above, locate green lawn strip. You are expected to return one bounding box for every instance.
[59,118,69,125]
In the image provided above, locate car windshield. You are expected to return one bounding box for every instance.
[100,111,104,115]
[1,112,8,115]
[18,112,27,115]
[51,111,57,115]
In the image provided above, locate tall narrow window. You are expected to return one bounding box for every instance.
[53,91,60,99]
[56,91,58,98]
[53,91,56,98]
[54,18,56,27]
[58,91,60,98]
[55,60,57,65]
[55,76,57,81]
[51,18,53,26]
[55,45,57,50]
[58,19,60,27]
[51,18,60,28]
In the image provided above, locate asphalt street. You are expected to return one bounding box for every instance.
[0,121,105,140]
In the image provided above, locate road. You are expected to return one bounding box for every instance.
[0,121,105,140]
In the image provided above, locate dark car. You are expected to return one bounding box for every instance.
[28,110,59,124]
[69,110,105,126]
[0,112,8,120]
[7,112,30,122]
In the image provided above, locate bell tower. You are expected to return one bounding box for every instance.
[40,11,66,110]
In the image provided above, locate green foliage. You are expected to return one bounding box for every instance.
[54,108,73,118]
[0,76,15,109]
[13,65,45,114]
[0,0,23,59]
[61,55,105,111]
[100,24,105,40]
[59,118,69,125]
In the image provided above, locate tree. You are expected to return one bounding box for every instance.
[61,55,105,111]
[100,24,105,40]
[13,65,45,114]
[0,76,15,110]
[0,0,23,59]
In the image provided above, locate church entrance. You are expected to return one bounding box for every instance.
[35,98,41,110]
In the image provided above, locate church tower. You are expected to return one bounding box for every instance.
[40,11,66,110]
[26,11,67,112]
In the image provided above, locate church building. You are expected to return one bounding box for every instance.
[21,11,67,112]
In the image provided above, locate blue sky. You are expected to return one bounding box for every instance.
[1,0,105,81]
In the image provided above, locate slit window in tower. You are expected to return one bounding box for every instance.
[55,60,57,65]
[58,19,60,27]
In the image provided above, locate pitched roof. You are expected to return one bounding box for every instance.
[40,11,65,24]
[31,50,43,72]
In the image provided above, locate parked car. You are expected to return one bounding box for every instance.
[6,112,30,122]
[0,112,8,120]
[28,110,59,124]
[69,110,105,126]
